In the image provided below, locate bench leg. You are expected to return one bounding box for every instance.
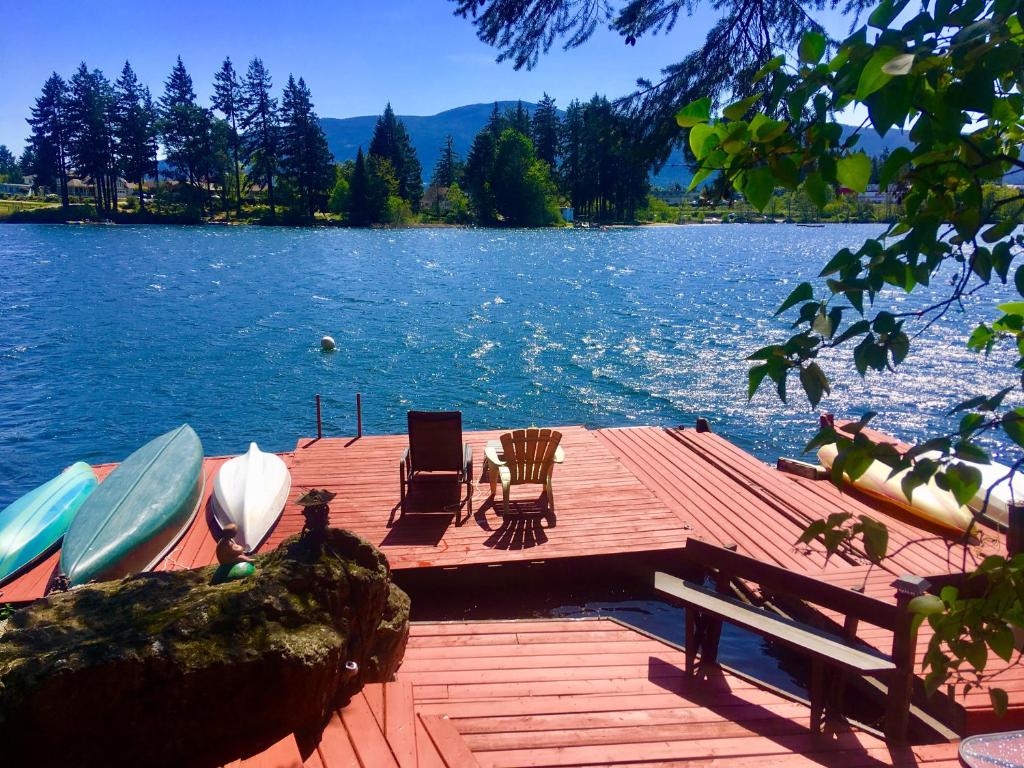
[685,609,698,676]
[809,659,825,734]
[884,670,913,744]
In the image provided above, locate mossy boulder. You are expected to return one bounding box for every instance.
[0,527,410,768]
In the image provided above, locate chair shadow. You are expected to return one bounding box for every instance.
[481,498,555,551]
[646,657,924,767]
[381,477,469,547]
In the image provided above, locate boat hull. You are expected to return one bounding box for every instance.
[818,443,974,533]
[212,442,290,552]
[61,425,205,586]
[0,462,97,586]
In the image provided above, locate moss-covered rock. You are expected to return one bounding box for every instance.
[0,527,410,768]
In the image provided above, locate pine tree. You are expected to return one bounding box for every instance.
[559,99,585,215]
[240,58,279,217]
[531,93,560,169]
[26,73,71,208]
[431,135,461,189]
[280,75,335,221]
[0,145,16,179]
[212,57,243,216]
[159,56,213,211]
[507,100,531,134]
[66,63,117,214]
[367,103,422,211]
[464,125,499,223]
[114,62,157,211]
[348,146,371,226]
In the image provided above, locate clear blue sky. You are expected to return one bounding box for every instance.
[0,0,853,153]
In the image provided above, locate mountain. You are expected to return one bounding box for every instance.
[320,101,540,175]
[320,102,916,189]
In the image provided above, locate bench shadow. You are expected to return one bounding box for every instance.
[646,657,930,767]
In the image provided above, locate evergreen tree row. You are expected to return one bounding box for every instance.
[24,56,336,222]
[424,95,649,226]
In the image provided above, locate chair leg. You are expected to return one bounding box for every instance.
[545,476,554,511]
[399,464,407,518]
[501,480,510,517]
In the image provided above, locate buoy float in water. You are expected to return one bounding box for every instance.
[320,335,336,352]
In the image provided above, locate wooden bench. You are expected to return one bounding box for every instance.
[655,538,930,742]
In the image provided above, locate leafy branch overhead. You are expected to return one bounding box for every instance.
[677,0,1024,709]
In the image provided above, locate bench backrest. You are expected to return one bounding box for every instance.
[683,538,901,632]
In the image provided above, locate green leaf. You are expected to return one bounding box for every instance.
[868,0,909,28]
[799,362,831,407]
[881,53,914,75]
[752,55,785,84]
[723,94,761,121]
[1015,265,1024,298]
[941,463,982,507]
[776,282,814,316]
[998,302,1024,315]
[742,166,775,210]
[858,515,889,562]
[991,687,1009,718]
[990,627,1015,663]
[908,594,945,616]
[856,49,898,100]
[749,113,789,143]
[836,153,872,193]
[748,363,771,399]
[689,123,717,158]
[676,98,712,128]
[799,31,828,64]
[804,172,828,208]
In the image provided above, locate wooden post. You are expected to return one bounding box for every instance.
[356,392,362,438]
[695,418,711,433]
[315,394,322,440]
[819,413,835,429]
[886,575,931,743]
[1008,504,1024,557]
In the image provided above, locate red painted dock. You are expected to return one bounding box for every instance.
[233,619,962,767]
[0,423,1012,745]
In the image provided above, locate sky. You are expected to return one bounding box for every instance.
[0,0,854,154]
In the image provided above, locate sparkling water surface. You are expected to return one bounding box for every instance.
[0,222,1017,506]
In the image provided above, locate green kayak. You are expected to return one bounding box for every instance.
[0,462,97,586]
[61,425,205,586]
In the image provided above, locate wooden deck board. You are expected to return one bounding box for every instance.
[398,618,961,767]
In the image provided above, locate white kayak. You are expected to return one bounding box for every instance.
[817,443,975,533]
[918,451,1024,528]
[212,443,291,552]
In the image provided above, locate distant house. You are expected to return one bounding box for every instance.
[651,189,688,206]
[64,177,132,199]
[0,182,32,196]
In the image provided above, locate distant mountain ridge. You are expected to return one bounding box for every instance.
[319,102,915,189]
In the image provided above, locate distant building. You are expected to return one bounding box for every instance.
[651,189,688,206]
[559,206,574,223]
[0,182,32,196]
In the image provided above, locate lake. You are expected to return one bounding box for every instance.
[0,222,1015,506]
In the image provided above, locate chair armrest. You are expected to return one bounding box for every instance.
[484,446,506,466]
[554,446,565,464]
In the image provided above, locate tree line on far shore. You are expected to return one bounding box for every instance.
[12,56,655,226]
[21,57,336,222]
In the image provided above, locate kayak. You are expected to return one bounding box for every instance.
[918,451,1024,528]
[61,425,205,586]
[212,442,290,552]
[817,443,975,533]
[0,462,97,585]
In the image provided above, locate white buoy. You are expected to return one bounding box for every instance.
[320,335,336,352]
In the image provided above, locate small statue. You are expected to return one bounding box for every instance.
[296,488,336,533]
[216,523,255,566]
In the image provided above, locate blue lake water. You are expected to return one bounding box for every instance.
[0,222,1016,506]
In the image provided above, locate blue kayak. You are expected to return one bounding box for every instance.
[0,462,98,586]
[61,425,205,586]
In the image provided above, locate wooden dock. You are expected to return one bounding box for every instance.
[232,618,962,767]
[0,423,1014,750]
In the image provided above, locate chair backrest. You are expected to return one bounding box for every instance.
[499,428,562,485]
[407,411,464,472]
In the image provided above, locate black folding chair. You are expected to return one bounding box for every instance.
[399,411,473,525]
